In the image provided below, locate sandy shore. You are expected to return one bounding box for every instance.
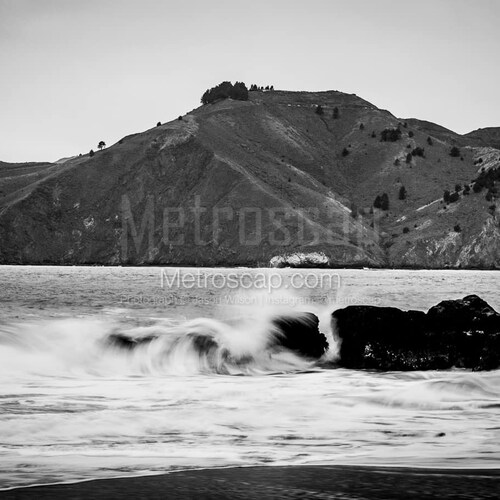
[2,465,500,499]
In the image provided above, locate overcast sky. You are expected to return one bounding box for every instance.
[1,0,499,162]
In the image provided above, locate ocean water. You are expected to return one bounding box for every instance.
[0,266,499,489]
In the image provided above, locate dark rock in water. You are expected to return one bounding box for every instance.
[332,295,500,370]
[272,313,328,359]
[332,307,427,369]
[426,295,500,333]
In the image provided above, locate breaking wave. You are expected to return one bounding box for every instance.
[0,313,327,378]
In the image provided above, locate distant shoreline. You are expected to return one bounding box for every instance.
[0,263,500,271]
[2,465,500,499]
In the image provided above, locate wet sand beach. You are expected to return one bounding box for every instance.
[2,465,500,500]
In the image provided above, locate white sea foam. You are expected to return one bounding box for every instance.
[0,266,500,489]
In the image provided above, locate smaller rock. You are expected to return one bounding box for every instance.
[272,312,328,359]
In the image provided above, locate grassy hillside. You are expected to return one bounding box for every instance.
[0,88,499,267]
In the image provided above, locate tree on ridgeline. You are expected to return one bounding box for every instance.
[89,149,95,157]
[201,81,249,104]
[98,141,106,151]
[231,81,249,100]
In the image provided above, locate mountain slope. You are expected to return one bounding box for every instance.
[1,89,499,267]
[464,127,500,150]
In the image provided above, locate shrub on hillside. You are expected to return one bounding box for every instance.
[403,227,410,234]
[332,107,339,119]
[398,186,407,200]
[381,193,389,210]
[408,131,414,138]
[315,105,324,115]
[411,146,425,157]
[351,203,359,218]
[472,166,500,192]
[454,224,462,233]
[450,146,461,157]
[380,128,402,142]
[444,190,461,203]
[342,147,350,157]
[374,193,389,210]
[427,136,433,146]
[406,153,412,164]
